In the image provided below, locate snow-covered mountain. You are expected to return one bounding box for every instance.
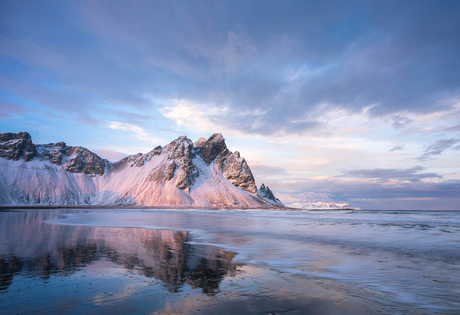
[0,132,284,208]
[291,202,360,210]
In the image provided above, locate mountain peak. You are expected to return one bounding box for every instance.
[0,131,36,162]
[194,133,228,165]
[0,131,283,208]
[0,131,110,177]
[257,184,284,207]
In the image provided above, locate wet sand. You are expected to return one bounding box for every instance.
[2,260,382,315]
[1,208,459,314]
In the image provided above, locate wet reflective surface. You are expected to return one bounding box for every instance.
[1,208,459,314]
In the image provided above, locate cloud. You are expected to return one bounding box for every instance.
[77,113,99,126]
[1,0,460,211]
[389,145,404,152]
[159,99,223,133]
[0,35,65,69]
[418,138,460,160]
[278,191,333,205]
[92,149,128,162]
[162,98,323,137]
[277,177,460,210]
[391,115,413,129]
[211,30,257,73]
[338,166,442,182]
[104,121,161,143]
[248,162,289,180]
[2,1,460,137]
[0,100,24,119]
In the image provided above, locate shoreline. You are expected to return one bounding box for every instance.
[2,205,458,211]
[0,204,290,210]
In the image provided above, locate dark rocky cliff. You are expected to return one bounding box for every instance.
[0,131,111,177]
[0,132,36,162]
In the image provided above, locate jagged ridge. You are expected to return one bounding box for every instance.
[0,132,283,208]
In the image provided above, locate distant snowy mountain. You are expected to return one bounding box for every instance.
[0,132,283,208]
[292,202,360,210]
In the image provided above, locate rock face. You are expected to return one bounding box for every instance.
[193,133,228,165]
[36,142,111,176]
[0,132,36,162]
[0,131,283,207]
[257,184,284,207]
[0,133,111,177]
[163,136,199,193]
[194,134,257,194]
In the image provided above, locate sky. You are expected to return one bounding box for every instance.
[1,0,460,210]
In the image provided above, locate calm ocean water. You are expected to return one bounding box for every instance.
[1,208,459,314]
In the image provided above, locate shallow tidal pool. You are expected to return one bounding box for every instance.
[1,208,459,314]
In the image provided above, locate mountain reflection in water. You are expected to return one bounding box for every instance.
[0,210,236,295]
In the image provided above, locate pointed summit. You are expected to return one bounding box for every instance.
[257,184,284,207]
[193,133,228,165]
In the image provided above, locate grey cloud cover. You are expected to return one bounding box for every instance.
[0,100,24,120]
[1,0,460,209]
[339,166,443,182]
[280,178,460,210]
[1,0,460,135]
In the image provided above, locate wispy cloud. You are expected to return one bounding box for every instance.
[104,121,162,143]
[389,145,404,152]
[248,162,289,184]
[0,100,24,120]
[391,115,413,129]
[92,149,128,162]
[77,113,99,126]
[159,99,224,133]
[0,35,65,69]
[418,138,460,160]
[278,177,460,210]
[338,166,442,182]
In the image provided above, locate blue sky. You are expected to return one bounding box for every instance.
[1,0,460,209]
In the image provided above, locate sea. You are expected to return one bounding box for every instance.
[0,208,459,314]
